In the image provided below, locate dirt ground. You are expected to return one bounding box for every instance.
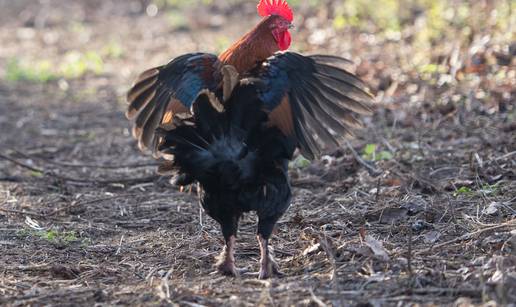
[0,1,515,306]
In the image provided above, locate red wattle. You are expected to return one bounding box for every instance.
[278,30,291,51]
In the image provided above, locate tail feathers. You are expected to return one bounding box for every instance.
[191,90,226,139]
[157,127,256,190]
[156,91,258,190]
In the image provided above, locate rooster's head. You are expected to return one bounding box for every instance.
[257,0,294,51]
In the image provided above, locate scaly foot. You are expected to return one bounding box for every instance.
[216,257,239,276]
[257,234,284,279]
[215,235,240,277]
[258,255,284,279]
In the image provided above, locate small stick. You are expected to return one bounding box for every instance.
[344,140,382,176]
[310,289,328,307]
[407,226,413,282]
[0,153,161,185]
[415,219,516,255]
[0,208,47,218]
[14,150,159,169]
[115,235,125,255]
[375,178,381,203]
[0,153,42,173]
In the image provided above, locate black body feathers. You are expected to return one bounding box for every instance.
[127,51,373,250]
[157,84,295,239]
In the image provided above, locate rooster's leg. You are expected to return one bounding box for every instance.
[215,235,238,276]
[215,215,240,276]
[257,220,283,279]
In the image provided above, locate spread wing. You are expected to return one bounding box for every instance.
[126,53,221,155]
[246,52,374,160]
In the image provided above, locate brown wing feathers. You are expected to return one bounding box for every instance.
[127,53,222,156]
[126,68,160,120]
[126,67,171,154]
[267,96,294,136]
[127,67,161,145]
[161,98,189,128]
[126,51,373,161]
[258,52,374,159]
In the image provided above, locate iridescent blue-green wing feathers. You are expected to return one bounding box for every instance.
[126,53,221,155]
[248,52,374,160]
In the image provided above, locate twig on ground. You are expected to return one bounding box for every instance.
[318,234,337,283]
[310,289,329,307]
[489,151,516,163]
[15,150,159,169]
[50,194,141,215]
[415,219,516,255]
[407,226,413,282]
[0,152,161,185]
[344,140,383,177]
[0,176,22,182]
[0,153,43,173]
[0,207,48,218]
[115,235,124,255]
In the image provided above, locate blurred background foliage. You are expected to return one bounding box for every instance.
[1,2,514,305]
[0,0,513,107]
[151,0,513,42]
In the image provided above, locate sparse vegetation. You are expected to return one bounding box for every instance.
[362,143,393,161]
[17,228,86,246]
[0,0,514,306]
[6,58,57,83]
[5,51,105,84]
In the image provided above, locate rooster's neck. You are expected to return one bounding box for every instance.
[219,18,278,73]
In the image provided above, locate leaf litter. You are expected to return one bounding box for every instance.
[0,0,515,306]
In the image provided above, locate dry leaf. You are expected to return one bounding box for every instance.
[423,230,441,244]
[482,202,501,215]
[364,235,390,261]
[302,243,321,256]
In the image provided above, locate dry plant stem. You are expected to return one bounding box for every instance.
[344,140,382,176]
[318,235,337,283]
[408,226,413,284]
[0,152,160,185]
[415,219,516,255]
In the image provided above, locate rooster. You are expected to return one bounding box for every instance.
[126,0,373,279]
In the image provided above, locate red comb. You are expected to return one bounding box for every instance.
[257,0,293,22]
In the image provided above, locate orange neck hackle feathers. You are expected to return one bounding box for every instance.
[219,0,294,73]
[219,17,279,73]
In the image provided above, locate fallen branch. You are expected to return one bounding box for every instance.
[344,140,383,177]
[415,219,516,255]
[49,194,141,215]
[15,150,159,169]
[0,207,48,218]
[0,176,22,182]
[0,153,161,185]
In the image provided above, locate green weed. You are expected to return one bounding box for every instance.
[453,183,500,197]
[454,186,473,197]
[59,51,104,79]
[29,171,44,178]
[4,51,105,84]
[166,11,189,30]
[289,155,311,169]
[102,41,124,59]
[17,228,86,246]
[479,183,500,196]
[362,143,393,161]
[5,58,57,83]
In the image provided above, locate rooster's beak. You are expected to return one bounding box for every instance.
[289,23,295,29]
